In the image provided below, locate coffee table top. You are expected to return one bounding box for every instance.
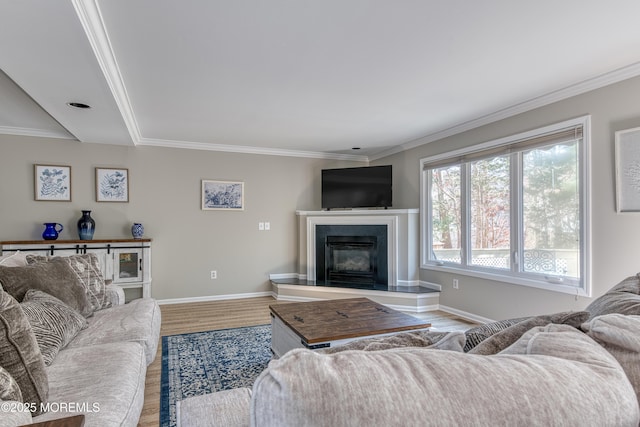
[269,297,430,344]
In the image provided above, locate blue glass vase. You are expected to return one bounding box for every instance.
[42,223,63,240]
[77,210,95,240]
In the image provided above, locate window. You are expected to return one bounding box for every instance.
[421,116,591,295]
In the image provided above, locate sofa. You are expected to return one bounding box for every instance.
[177,274,640,427]
[0,251,161,427]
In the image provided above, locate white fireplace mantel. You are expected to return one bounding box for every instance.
[296,209,420,286]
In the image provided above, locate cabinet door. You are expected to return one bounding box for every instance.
[84,249,110,279]
[112,249,143,283]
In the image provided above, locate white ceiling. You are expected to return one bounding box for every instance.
[2,1,640,161]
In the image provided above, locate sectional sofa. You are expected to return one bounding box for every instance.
[178,274,640,427]
[0,251,161,427]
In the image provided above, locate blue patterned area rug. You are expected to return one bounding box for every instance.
[160,324,272,427]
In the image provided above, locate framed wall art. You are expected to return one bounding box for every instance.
[202,180,244,210]
[34,164,71,201]
[96,168,129,202]
[615,126,640,212]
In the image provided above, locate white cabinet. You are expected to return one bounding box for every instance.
[0,239,152,299]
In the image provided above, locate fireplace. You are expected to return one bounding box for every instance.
[326,236,378,284]
[315,225,387,285]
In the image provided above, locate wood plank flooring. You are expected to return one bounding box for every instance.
[138,296,477,427]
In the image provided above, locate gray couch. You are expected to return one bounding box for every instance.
[0,251,161,427]
[178,274,640,427]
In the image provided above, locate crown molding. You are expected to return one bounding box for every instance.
[370,61,640,161]
[0,126,75,140]
[63,3,640,163]
[72,0,142,144]
[136,137,369,161]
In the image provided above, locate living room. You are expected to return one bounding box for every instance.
[2,63,640,322]
[2,2,640,426]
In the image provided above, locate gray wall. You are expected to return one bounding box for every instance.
[4,74,640,318]
[0,135,360,300]
[374,75,640,320]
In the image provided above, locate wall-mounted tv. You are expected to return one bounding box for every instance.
[321,165,392,210]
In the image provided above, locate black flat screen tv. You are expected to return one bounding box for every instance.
[321,165,392,209]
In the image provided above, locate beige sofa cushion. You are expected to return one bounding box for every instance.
[177,387,251,427]
[0,288,48,416]
[0,259,92,317]
[252,324,639,427]
[581,314,640,408]
[66,298,161,365]
[32,342,147,426]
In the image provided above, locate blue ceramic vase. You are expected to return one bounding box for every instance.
[77,210,95,240]
[131,223,144,239]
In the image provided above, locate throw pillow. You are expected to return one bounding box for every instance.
[0,258,92,317]
[0,289,48,415]
[581,313,640,408]
[21,290,89,366]
[585,273,640,318]
[0,251,28,267]
[320,330,465,354]
[463,317,530,352]
[28,253,111,312]
[0,365,23,403]
[468,311,590,355]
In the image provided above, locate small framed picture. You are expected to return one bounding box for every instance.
[202,180,244,210]
[96,168,129,202]
[615,126,640,212]
[34,164,71,201]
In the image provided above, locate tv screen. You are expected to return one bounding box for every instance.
[321,165,392,209]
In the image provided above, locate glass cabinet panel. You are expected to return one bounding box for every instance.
[113,249,142,283]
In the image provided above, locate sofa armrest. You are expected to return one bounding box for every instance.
[105,282,125,306]
[177,388,251,427]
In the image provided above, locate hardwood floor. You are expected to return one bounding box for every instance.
[138,296,477,427]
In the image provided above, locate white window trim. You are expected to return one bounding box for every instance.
[420,116,592,297]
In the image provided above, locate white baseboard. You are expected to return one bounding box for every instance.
[157,291,273,305]
[438,305,494,324]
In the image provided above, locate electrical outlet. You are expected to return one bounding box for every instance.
[210,270,217,280]
[452,278,459,289]
[264,222,270,230]
[258,222,265,231]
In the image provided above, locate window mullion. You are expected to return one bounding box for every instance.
[511,153,523,273]
[461,163,470,266]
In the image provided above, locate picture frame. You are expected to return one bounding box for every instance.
[202,180,244,210]
[615,126,640,212]
[96,167,129,202]
[34,164,71,201]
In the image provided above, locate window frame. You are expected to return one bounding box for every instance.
[420,116,591,296]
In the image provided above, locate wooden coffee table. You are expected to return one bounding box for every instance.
[269,298,431,358]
